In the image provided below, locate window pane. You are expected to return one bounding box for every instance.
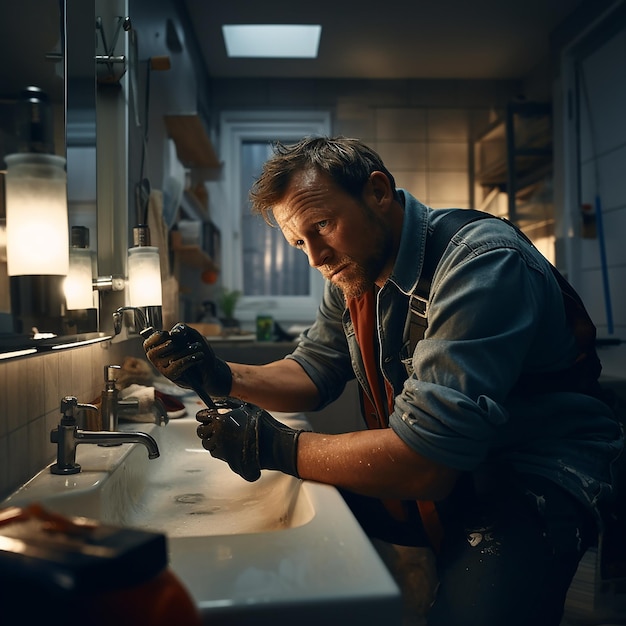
[241,140,310,296]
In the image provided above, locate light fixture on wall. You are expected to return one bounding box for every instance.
[4,151,69,336]
[63,225,127,334]
[5,87,68,277]
[64,226,95,311]
[4,153,69,277]
[127,224,162,330]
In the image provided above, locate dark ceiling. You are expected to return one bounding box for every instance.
[0,0,587,103]
[182,0,585,80]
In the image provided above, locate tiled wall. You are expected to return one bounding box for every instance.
[575,27,626,341]
[210,78,522,210]
[370,108,473,209]
[0,337,144,500]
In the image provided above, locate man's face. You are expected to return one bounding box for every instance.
[272,169,393,299]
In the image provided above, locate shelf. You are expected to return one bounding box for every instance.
[474,102,552,191]
[170,230,218,272]
[163,114,221,169]
[475,161,507,187]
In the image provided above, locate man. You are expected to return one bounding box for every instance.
[144,137,622,625]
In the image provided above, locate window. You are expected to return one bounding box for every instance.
[241,140,310,297]
[218,111,331,324]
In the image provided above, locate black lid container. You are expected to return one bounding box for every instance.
[0,504,201,626]
[15,86,55,154]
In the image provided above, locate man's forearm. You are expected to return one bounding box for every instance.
[229,359,321,412]
[296,428,459,501]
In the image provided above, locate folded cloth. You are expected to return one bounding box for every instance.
[119,384,155,411]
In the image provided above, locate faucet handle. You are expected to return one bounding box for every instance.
[59,396,80,424]
[59,396,98,424]
[104,364,121,386]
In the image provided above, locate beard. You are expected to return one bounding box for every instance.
[322,217,393,299]
[322,258,374,299]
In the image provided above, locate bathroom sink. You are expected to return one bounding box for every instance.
[116,411,315,537]
[3,398,400,625]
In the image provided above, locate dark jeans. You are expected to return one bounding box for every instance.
[428,474,596,626]
[342,474,596,626]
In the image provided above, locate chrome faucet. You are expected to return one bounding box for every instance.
[101,364,122,431]
[113,305,161,336]
[50,396,160,475]
[100,363,169,428]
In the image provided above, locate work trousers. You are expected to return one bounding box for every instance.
[354,474,596,626]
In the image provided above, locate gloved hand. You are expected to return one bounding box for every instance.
[196,398,305,482]
[143,323,232,397]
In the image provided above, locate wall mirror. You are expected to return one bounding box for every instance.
[0,0,104,356]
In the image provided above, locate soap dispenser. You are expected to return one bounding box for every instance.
[101,364,121,431]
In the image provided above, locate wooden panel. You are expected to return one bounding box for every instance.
[163,115,220,169]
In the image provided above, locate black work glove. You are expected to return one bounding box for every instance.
[196,398,306,482]
[143,323,232,397]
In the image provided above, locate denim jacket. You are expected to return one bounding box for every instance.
[287,191,623,525]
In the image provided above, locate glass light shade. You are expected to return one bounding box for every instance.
[5,153,69,276]
[64,248,95,310]
[127,246,162,307]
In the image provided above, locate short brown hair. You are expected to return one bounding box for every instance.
[249,136,398,223]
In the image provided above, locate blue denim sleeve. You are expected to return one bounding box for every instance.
[389,239,578,471]
[286,282,354,409]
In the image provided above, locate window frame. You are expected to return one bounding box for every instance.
[218,110,331,324]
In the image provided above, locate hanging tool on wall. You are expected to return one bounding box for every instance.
[95,15,132,85]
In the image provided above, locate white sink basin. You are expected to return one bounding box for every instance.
[3,398,400,624]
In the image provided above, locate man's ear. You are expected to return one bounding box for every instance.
[368,171,394,207]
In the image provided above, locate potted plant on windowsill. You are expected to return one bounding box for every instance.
[218,288,241,334]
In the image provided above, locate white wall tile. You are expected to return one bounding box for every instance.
[57,349,74,398]
[91,344,104,397]
[27,415,48,477]
[579,159,597,209]
[427,142,470,171]
[602,207,626,266]
[426,109,470,141]
[393,170,428,198]
[5,360,23,433]
[374,141,428,170]
[427,171,470,204]
[580,30,626,160]
[334,117,376,142]
[43,352,60,414]
[596,145,626,212]
[375,109,427,141]
[25,356,44,423]
[335,101,376,139]
[575,26,626,339]
[45,408,62,462]
[7,425,29,490]
[580,265,626,334]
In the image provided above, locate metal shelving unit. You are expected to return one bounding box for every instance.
[474,102,554,258]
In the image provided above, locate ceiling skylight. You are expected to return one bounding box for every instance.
[222,25,322,58]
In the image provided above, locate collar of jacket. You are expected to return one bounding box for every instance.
[388,190,431,296]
